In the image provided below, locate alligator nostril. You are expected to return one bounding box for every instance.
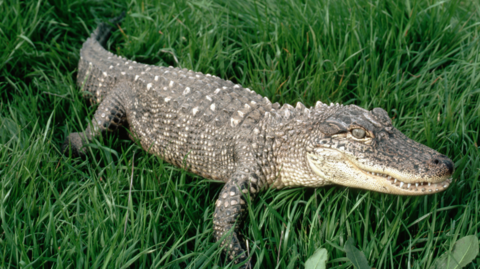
[429,157,454,175]
[443,159,454,174]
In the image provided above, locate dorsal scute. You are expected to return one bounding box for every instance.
[295,102,306,112]
[315,101,325,110]
[278,103,295,120]
[294,102,313,119]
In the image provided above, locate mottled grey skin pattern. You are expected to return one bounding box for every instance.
[64,14,454,267]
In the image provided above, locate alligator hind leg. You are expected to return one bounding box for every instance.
[63,94,126,157]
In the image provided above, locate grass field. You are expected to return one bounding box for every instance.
[1,0,479,268]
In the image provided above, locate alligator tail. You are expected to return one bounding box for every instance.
[77,12,126,102]
[90,11,126,47]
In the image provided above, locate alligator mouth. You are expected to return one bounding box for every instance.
[307,150,453,194]
[361,170,453,193]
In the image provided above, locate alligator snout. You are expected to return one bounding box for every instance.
[427,154,454,178]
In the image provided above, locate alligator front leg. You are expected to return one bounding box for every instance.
[214,165,262,268]
[62,91,126,157]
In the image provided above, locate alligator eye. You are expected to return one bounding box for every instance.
[352,128,366,139]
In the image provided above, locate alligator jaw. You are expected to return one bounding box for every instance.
[358,168,452,194]
[306,151,452,195]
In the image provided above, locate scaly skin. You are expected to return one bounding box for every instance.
[63,14,454,268]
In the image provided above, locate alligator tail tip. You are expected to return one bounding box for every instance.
[91,11,126,47]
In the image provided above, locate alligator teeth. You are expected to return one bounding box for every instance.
[364,170,451,193]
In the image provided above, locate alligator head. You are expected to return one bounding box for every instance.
[306,105,454,195]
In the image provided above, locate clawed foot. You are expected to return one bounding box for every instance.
[219,231,252,268]
[62,132,88,157]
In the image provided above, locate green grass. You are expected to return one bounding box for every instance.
[1,0,479,268]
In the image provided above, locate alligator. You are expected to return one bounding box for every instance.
[63,13,454,267]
